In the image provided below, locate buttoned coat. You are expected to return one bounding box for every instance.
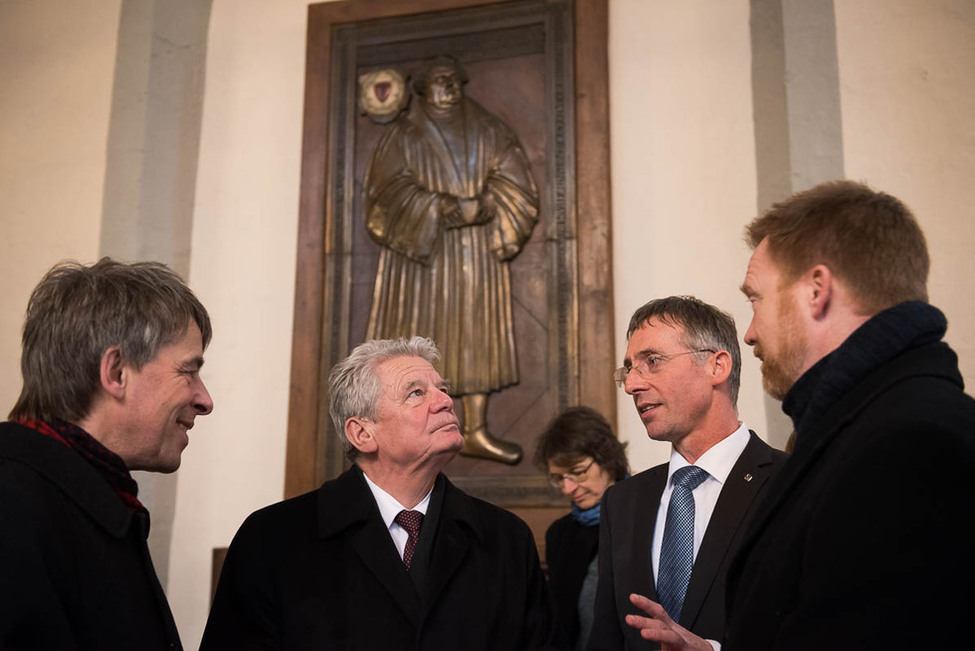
[201,466,558,650]
[0,422,182,650]
[587,431,786,650]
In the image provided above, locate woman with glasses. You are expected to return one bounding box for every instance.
[534,406,629,651]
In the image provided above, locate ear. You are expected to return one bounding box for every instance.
[99,346,127,400]
[709,350,733,389]
[806,264,834,320]
[344,417,379,455]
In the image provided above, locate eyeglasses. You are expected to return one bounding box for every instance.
[548,459,596,489]
[613,349,716,388]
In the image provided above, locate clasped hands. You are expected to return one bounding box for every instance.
[440,193,496,228]
[625,593,716,651]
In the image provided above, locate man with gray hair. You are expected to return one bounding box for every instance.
[589,296,786,650]
[203,336,557,649]
[0,258,214,649]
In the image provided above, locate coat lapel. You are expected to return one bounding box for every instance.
[421,478,473,617]
[680,432,777,627]
[629,467,667,602]
[317,468,422,625]
[354,515,423,622]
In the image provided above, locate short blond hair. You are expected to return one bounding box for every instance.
[746,180,929,313]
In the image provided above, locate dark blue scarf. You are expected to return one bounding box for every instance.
[569,472,631,526]
[782,301,946,451]
[571,502,601,526]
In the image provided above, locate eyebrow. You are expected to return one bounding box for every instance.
[403,379,422,392]
[740,282,756,297]
[179,356,205,373]
[623,347,662,366]
[402,378,450,391]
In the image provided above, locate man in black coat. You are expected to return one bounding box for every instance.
[202,336,558,650]
[589,297,786,650]
[0,259,215,649]
[626,181,975,650]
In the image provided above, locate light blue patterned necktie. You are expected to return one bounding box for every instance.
[657,465,710,621]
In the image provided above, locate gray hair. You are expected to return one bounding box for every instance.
[328,336,440,461]
[626,296,741,406]
[10,258,211,423]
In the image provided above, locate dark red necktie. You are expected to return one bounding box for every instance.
[394,510,424,570]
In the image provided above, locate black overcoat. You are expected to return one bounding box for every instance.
[0,422,182,650]
[202,466,558,650]
[724,342,975,650]
[545,512,599,648]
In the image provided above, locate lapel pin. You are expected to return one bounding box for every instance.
[743,473,753,482]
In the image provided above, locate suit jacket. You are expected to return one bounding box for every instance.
[0,422,182,650]
[724,342,975,650]
[201,466,558,650]
[588,431,786,650]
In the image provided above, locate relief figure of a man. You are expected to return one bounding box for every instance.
[363,55,539,464]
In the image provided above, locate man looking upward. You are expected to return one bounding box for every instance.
[203,337,557,650]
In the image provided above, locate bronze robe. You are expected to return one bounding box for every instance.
[364,98,538,394]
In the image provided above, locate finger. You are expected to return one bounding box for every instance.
[624,614,664,630]
[624,614,681,644]
[629,593,672,622]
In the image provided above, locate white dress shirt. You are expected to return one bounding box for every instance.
[647,422,749,651]
[362,473,433,561]
[650,422,751,578]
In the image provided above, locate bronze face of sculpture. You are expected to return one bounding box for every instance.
[363,56,539,464]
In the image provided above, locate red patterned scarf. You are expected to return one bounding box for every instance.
[18,418,146,513]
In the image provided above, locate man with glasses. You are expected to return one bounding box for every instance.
[588,296,786,650]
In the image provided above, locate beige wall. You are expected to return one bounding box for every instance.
[0,0,120,409]
[835,0,975,383]
[610,0,761,470]
[166,0,308,644]
[1,1,973,648]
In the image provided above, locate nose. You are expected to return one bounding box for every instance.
[623,368,648,395]
[561,478,578,496]
[743,319,757,346]
[431,388,454,413]
[194,379,214,416]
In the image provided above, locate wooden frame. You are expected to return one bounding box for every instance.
[284,0,613,503]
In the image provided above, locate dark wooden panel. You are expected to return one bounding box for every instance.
[285,0,612,544]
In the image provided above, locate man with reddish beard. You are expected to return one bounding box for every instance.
[0,259,213,649]
[626,181,975,650]
[202,337,557,650]
[588,296,785,650]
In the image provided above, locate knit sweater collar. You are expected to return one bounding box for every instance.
[782,301,946,449]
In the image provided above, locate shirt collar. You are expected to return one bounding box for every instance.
[666,421,750,487]
[361,472,433,530]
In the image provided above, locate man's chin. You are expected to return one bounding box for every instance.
[442,429,465,451]
[761,365,793,401]
[132,457,182,474]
